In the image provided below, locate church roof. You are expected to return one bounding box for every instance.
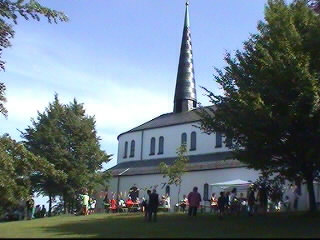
[108,151,246,176]
[117,106,215,139]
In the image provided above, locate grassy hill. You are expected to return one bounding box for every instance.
[0,212,319,238]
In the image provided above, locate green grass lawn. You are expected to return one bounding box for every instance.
[0,211,319,238]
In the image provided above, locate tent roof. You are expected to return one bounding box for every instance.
[209,179,251,186]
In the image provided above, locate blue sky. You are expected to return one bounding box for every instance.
[0,0,269,206]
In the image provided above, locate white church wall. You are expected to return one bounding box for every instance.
[142,122,231,160]
[117,131,142,163]
[109,167,260,211]
[118,121,231,164]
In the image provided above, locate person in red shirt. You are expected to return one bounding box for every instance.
[126,197,134,208]
[110,198,117,213]
[187,186,202,217]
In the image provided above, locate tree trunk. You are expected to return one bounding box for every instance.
[63,193,67,214]
[306,175,317,212]
[71,198,74,214]
[48,193,52,217]
[177,184,181,204]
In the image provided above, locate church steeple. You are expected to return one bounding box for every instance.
[173,1,197,113]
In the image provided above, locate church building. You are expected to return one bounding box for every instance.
[107,2,313,211]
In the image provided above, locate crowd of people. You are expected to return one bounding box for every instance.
[3,183,301,222]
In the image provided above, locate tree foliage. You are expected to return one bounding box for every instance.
[0,0,68,117]
[198,0,320,212]
[21,94,112,214]
[159,144,189,201]
[0,133,66,214]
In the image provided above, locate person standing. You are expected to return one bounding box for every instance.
[144,190,151,221]
[80,191,90,215]
[187,186,202,217]
[210,193,218,214]
[258,185,268,214]
[103,193,110,213]
[217,192,227,219]
[40,205,46,218]
[248,187,256,216]
[293,185,300,211]
[148,189,159,222]
[26,196,35,220]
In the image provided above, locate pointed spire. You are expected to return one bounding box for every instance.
[173,1,197,113]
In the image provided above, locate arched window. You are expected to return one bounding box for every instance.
[150,137,156,155]
[215,132,222,148]
[165,185,170,196]
[203,183,209,201]
[190,131,196,151]
[181,132,187,146]
[158,136,164,155]
[130,140,135,157]
[123,141,128,158]
[225,136,232,148]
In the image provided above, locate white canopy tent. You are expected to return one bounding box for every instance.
[209,179,253,196]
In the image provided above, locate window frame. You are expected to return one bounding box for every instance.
[150,137,156,156]
[129,140,135,158]
[215,132,222,148]
[181,132,187,146]
[190,131,196,151]
[123,141,128,158]
[158,136,164,155]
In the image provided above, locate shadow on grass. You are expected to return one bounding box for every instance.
[41,212,320,238]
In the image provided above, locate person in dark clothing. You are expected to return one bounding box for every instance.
[225,192,230,215]
[218,192,227,219]
[148,189,159,222]
[103,193,110,213]
[258,185,268,214]
[248,188,256,216]
[40,205,46,218]
[144,190,151,221]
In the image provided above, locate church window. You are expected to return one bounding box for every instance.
[130,140,135,157]
[203,183,209,201]
[181,133,187,146]
[215,132,222,148]
[158,136,164,155]
[165,185,170,196]
[124,141,128,158]
[150,137,156,155]
[190,131,196,151]
[225,136,233,148]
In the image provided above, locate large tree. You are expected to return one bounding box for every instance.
[0,0,68,117]
[198,0,320,212]
[0,133,66,215]
[22,94,112,214]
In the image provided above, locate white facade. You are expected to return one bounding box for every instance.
[108,167,260,211]
[117,121,230,164]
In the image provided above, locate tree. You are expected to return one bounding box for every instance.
[22,94,112,214]
[198,0,320,212]
[159,144,189,203]
[0,133,66,215]
[0,0,68,117]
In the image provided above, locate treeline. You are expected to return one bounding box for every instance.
[0,94,111,215]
